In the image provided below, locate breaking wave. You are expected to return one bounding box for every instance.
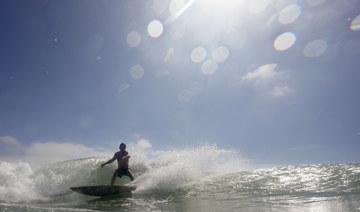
[0,144,249,202]
[1,144,359,205]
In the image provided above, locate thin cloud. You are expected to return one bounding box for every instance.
[0,136,24,155]
[0,136,21,146]
[136,139,152,149]
[23,142,111,164]
[242,64,293,97]
[242,64,280,85]
[0,137,112,166]
[271,84,293,97]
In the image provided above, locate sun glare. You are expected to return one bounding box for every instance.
[169,0,248,21]
[169,0,196,17]
[200,0,246,11]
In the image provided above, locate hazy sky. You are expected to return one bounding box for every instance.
[0,0,360,166]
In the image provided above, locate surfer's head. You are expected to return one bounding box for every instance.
[119,143,126,150]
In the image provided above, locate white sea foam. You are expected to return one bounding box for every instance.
[0,161,40,202]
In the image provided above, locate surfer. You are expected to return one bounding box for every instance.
[101,142,135,185]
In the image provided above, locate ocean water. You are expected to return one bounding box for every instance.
[1,145,359,212]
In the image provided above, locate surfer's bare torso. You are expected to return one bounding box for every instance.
[114,150,130,169]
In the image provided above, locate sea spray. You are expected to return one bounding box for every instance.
[32,157,106,196]
[0,161,40,202]
[132,144,250,192]
[0,158,107,202]
[0,144,250,201]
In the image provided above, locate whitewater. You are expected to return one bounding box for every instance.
[1,144,359,211]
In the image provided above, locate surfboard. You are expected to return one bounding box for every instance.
[70,185,136,196]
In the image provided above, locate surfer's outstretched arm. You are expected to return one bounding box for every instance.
[101,154,116,168]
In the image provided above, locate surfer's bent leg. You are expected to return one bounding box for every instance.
[126,170,135,181]
[111,170,118,185]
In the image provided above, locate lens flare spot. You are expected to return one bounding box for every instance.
[126,31,142,47]
[350,15,360,31]
[278,4,302,24]
[248,0,270,15]
[212,46,230,63]
[168,47,175,55]
[201,60,218,75]
[156,70,170,77]
[169,0,185,16]
[303,39,328,58]
[274,32,296,51]
[130,65,144,80]
[275,0,298,11]
[148,20,163,38]
[164,47,175,62]
[118,83,130,93]
[307,0,326,7]
[170,23,185,40]
[177,89,192,103]
[222,29,246,49]
[153,0,169,14]
[190,81,203,96]
[191,47,207,63]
